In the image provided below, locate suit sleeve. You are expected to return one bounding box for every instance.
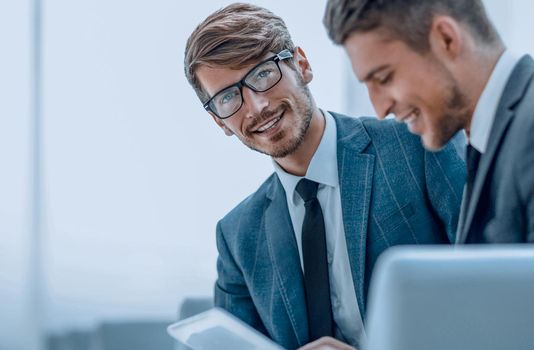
[214,221,268,335]
[423,133,467,243]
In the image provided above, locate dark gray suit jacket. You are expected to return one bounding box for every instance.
[214,114,465,349]
[457,55,534,243]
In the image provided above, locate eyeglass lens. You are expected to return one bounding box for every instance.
[209,60,282,119]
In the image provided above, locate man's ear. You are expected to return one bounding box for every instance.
[210,113,234,136]
[293,46,314,84]
[429,15,464,62]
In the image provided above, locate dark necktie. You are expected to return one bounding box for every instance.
[296,178,334,341]
[465,144,482,209]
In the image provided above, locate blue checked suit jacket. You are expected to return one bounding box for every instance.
[214,113,466,349]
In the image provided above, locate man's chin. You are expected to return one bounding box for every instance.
[256,139,303,159]
[269,143,300,159]
[243,142,292,158]
[421,134,447,152]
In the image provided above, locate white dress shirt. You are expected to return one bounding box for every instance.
[273,111,365,347]
[470,50,521,153]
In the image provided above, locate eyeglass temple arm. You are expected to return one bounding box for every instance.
[277,49,293,61]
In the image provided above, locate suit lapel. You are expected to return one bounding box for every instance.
[459,56,534,242]
[334,114,374,319]
[264,176,309,346]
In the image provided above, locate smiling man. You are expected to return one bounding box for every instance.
[184,3,464,349]
[324,0,534,244]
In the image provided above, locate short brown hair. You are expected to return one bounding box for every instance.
[184,3,295,103]
[323,0,501,51]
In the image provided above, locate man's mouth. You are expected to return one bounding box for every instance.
[252,111,285,134]
[398,109,419,125]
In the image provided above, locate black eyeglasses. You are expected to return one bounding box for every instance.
[203,49,293,119]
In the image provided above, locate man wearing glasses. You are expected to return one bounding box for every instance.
[184,3,464,349]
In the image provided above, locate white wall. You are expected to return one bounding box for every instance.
[484,0,534,55]
[0,0,40,349]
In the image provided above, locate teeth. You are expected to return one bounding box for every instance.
[257,116,281,132]
[403,110,417,124]
[405,114,416,123]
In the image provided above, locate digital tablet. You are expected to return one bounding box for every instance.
[167,307,286,350]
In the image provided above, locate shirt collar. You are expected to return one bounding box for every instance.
[273,110,339,205]
[470,50,520,153]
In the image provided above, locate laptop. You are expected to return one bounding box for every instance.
[365,245,534,350]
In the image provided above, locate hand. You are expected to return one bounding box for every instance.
[297,336,356,350]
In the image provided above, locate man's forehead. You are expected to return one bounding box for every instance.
[344,30,404,80]
[196,64,250,96]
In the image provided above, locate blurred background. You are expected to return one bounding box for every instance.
[1,0,533,349]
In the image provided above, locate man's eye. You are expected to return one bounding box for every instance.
[219,90,239,104]
[378,72,393,85]
[255,69,273,79]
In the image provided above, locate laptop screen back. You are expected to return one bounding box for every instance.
[365,245,534,350]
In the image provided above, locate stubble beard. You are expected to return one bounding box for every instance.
[424,65,471,151]
[239,82,315,158]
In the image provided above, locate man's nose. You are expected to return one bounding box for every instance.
[368,86,394,120]
[241,87,269,118]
